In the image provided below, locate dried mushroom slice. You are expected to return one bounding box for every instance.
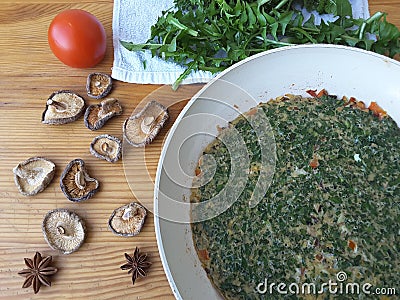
[90,134,122,163]
[84,98,123,131]
[42,208,86,254]
[60,159,99,202]
[86,72,112,99]
[123,100,169,147]
[108,202,147,237]
[42,90,85,125]
[13,157,55,196]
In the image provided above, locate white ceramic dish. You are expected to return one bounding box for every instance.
[154,44,400,300]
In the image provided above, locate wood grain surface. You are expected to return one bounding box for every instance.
[0,1,399,299]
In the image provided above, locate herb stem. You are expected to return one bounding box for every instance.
[168,16,199,37]
[290,27,318,43]
[274,0,291,11]
[366,11,385,25]
[256,36,293,47]
[172,61,197,90]
[358,22,367,40]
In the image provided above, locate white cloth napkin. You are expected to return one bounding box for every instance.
[111,0,370,85]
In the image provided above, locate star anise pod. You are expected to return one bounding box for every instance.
[18,252,58,294]
[120,247,151,286]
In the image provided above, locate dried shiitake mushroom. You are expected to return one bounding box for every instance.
[86,73,112,99]
[42,208,86,254]
[60,159,99,202]
[42,90,85,125]
[84,98,123,131]
[13,157,56,196]
[90,134,122,163]
[108,202,147,237]
[123,100,169,147]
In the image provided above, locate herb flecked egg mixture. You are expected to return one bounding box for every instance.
[191,93,399,299]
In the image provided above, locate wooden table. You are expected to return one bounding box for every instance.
[0,1,399,299]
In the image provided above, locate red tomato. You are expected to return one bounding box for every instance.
[48,9,107,68]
